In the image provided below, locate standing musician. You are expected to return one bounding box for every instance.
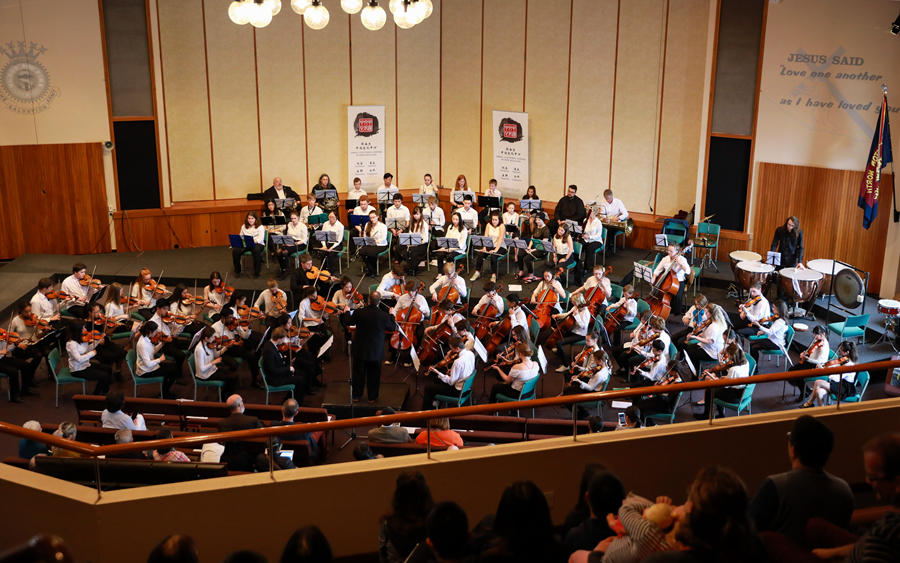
[541,294,592,364]
[388,281,430,367]
[386,193,412,243]
[434,212,468,272]
[630,339,669,386]
[148,299,187,373]
[358,210,389,277]
[802,341,858,408]
[787,325,830,398]
[552,184,586,234]
[421,334,475,409]
[316,211,345,273]
[261,327,308,394]
[571,264,613,313]
[530,267,567,313]
[192,326,238,395]
[397,207,430,276]
[299,198,324,226]
[605,284,638,346]
[347,176,368,203]
[599,188,629,221]
[9,302,52,365]
[349,292,395,403]
[203,271,229,315]
[430,262,468,304]
[254,279,289,318]
[30,278,61,322]
[730,282,771,336]
[471,211,507,283]
[488,342,539,403]
[502,201,520,238]
[65,321,113,395]
[211,311,261,384]
[60,262,99,318]
[653,243,691,316]
[516,212,550,283]
[134,321,179,398]
[695,342,750,419]
[423,196,446,238]
[419,173,439,201]
[550,223,581,286]
[263,176,300,203]
[231,211,265,278]
[748,300,789,365]
[378,264,407,303]
[275,210,308,278]
[770,215,804,270]
[634,360,682,421]
[581,207,605,272]
[683,302,728,378]
[556,331,600,375]
[457,195,479,231]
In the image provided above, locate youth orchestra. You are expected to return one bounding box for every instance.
[1,174,868,418]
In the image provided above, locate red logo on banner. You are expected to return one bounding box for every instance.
[358,118,374,133]
[503,123,518,139]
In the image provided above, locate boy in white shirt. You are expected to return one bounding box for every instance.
[422,335,476,409]
[347,176,367,202]
[430,263,468,304]
[457,196,479,230]
[600,188,629,220]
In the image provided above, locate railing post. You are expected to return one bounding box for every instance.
[707,388,715,424]
[426,423,432,459]
[572,400,578,441]
[93,457,102,501]
[267,437,275,480]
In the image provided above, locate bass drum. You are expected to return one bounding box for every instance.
[729,250,762,282]
[833,268,865,309]
[778,267,822,303]
[736,261,775,291]
[807,259,850,295]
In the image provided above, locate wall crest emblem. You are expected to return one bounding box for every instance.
[0,41,58,113]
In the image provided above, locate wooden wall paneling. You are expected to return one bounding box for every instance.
[565,0,618,200]
[609,0,665,213]
[396,0,441,193]
[302,12,351,194]
[480,0,526,193]
[156,0,214,201]
[203,0,260,199]
[209,211,247,247]
[254,10,308,195]
[0,146,27,258]
[170,213,212,248]
[439,0,482,190]
[523,0,572,197]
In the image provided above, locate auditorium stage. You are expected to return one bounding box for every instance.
[0,245,895,464]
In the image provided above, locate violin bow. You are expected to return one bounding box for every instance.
[87,264,98,298]
[347,272,366,306]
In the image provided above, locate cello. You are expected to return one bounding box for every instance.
[417,303,468,369]
[585,266,613,316]
[645,241,693,320]
[532,267,563,329]
[544,296,586,351]
[435,263,466,303]
[390,282,425,351]
[471,285,503,341]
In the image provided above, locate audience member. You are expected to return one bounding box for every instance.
[109,428,147,459]
[270,398,320,462]
[574,493,677,563]
[152,429,190,462]
[51,422,84,458]
[750,415,853,542]
[562,464,610,538]
[379,471,435,563]
[477,480,566,563]
[255,437,295,472]
[415,417,463,449]
[281,525,333,563]
[101,390,147,431]
[147,534,199,563]
[368,408,411,443]
[18,420,50,459]
[564,470,626,554]
[423,501,470,563]
[218,394,262,471]
[617,406,642,430]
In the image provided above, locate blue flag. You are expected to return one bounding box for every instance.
[858,90,893,229]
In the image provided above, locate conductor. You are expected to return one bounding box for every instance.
[349,291,395,403]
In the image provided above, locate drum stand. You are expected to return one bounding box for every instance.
[873,315,900,352]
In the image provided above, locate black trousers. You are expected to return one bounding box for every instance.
[436,250,465,272]
[700,386,744,417]
[553,253,582,284]
[422,378,460,409]
[474,248,508,274]
[232,243,264,275]
[748,338,779,364]
[204,369,239,396]
[359,245,388,275]
[684,343,716,380]
[787,361,818,391]
[489,382,518,403]
[0,356,33,398]
[398,243,428,272]
[72,364,113,395]
[140,362,180,396]
[634,393,678,419]
[315,246,341,273]
[582,241,603,271]
[351,358,381,401]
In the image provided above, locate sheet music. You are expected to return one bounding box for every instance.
[537,346,548,374]
[654,234,668,247]
[766,251,781,266]
[472,336,488,363]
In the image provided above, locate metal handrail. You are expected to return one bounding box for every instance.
[2,360,898,458]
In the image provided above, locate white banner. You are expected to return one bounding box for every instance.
[348,105,386,192]
[492,110,529,195]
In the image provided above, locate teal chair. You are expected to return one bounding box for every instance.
[712,356,756,417]
[451,239,470,273]
[187,354,224,402]
[661,221,688,247]
[48,348,86,408]
[668,342,678,360]
[606,225,626,254]
[125,348,164,398]
[576,375,611,418]
[528,316,541,344]
[609,283,623,302]
[495,374,541,417]
[828,371,869,404]
[697,222,721,262]
[434,369,476,408]
[827,314,869,345]
[563,242,582,288]
[331,230,350,275]
[375,231,393,275]
[750,326,795,369]
[257,357,295,405]
[643,392,684,425]
[622,299,650,333]
[587,236,606,267]
[240,230,268,272]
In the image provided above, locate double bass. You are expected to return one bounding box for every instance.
[645,242,693,320]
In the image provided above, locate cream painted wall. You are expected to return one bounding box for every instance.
[754,0,900,297]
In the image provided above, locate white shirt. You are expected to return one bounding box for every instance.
[193,342,219,380]
[696,319,726,359]
[637,353,668,383]
[723,361,750,388]
[553,236,573,256]
[475,293,504,316]
[805,339,830,366]
[299,205,324,224]
[149,312,173,339]
[394,293,430,318]
[240,224,265,245]
[444,225,468,253]
[104,300,126,320]
[212,319,249,341]
[829,360,856,383]
[569,307,592,337]
[508,306,528,331]
[608,297,638,322]
[437,348,476,390]
[509,360,540,391]
[502,211,520,229]
[419,183,438,196]
[10,315,37,343]
[531,279,566,313]
[580,276,611,305]
[353,204,374,216]
[583,217,605,244]
[66,340,97,372]
[254,288,288,316]
[639,332,672,359]
[131,281,157,309]
[347,187,367,200]
[320,220,344,250]
[204,285,226,310]
[760,317,788,347]
[481,223,505,250]
[378,273,405,295]
[385,204,411,229]
[575,366,610,391]
[286,221,309,246]
[600,197,629,220]
[297,298,324,327]
[458,207,479,229]
[135,335,163,375]
[429,274,467,303]
[655,254,690,283]
[424,206,446,228]
[30,292,59,320]
[740,295,770,324]
[61,274,93,307]
[365,221,389,246]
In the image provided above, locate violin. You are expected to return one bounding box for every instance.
[212,335,241,349]
[82,328,105,343]
[690,315,713,337]
[143,279,169,297]
[800,339,824,360]
[45,290,71,301]
[823,356,849,368]
[214,283,235,299]
[753,314,778,327]
[286,326,311,340]
[277,341,303,354]
[431,347,460,373]
[120,295,141,307]
[309,295,329,313]
[533,268,563,329]
[323,301,343,315]
[181,292,205,307]
[701,358,737,380]
[149,332,173,344]
[739,294,761,311]
[0,329,21,344]
[23,313,51,331]
[79,275,103,289]
[305,265,332,283]
[272,292,288,312]
[635,330,661,348]
[236,304,265,321]
[171,314,195,326]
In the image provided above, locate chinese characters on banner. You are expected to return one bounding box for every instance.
[348,105,386,192]
[492,110,529,195]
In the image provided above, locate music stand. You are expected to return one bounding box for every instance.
[530,239,552,253]
[564,220,583,235]
[376,189,394,205]
[345,199,359,210]
[506,238,529,251]
[453,190,476,204]
[462,219,476,231]
[434,237,460,251]
[471,235,497,253]
[315,230,339,250]
[270,234,294,247]
[398,233,423,247]
[228,234,256,248]
[412,193,428,206]
[386,218,406,231]
[261,215,287,227]
[349,214,369,229]
[352,236,377,247]
[478,195,501,209]
[314,188,338,202]
[307,213,328,227]
[520,199,542,211]
[274,198,295,210]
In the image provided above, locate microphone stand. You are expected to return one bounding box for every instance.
[339,339,357,450]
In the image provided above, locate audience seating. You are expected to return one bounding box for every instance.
[33,455,228,489]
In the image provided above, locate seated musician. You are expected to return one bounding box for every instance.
[550,223,582,286]
[530,267,566,314]
[683,301,728,379]
[272,313,322,389]
[421,335,476,409]
[148,299,186,372]
[389,281,430,367]
[212,311,262,385]
[616,313,669,376]
[276,211,308,277]
[541,294,592,364]
[192,326,238,395]
[571,263,612,312]
[786,324,830,398]
[605,284,638,346]
[255,279,289,318]
[522,185,539,200]
[730,282,770,336]
[333,276,364,342]
[430,262,468,304]
[471,212,507,283]
[6,302,43,398]
[630,339,668,386]
[262,199,287,239]
[457,195,479,231]
[695,342,750,419]
[397,207,430,276]
[600,188,629,221]
[502,201,520,238]
[634,360,682,422]
[167,285,205,337]
[101,283,131,328]
[473,280,504,323]
[262,327,308,393]
[135,321,179,398]
[30,278,61,323]
[674,294,709,348]
[802,340,857,408]
[516,212,550,282]
[316,211,344,273]
[653,243,691,316]
[491,325,532,368]
[347,176,367,202]
[299,198,324,225]
[65,321,113,395]
[231,212,266,278]
[748,300,789,365]
[434,212,468,272]
[86,302,127,366]
[556,331,600,375]
[581,207,605,272]
[424,196,446,237]
[494,293,527,334]
[358,211,389,277]
[419,173,438,200]
[352,196,375,230]
[386,193,411,242]
[449,174,470,209]
[297,285,332,360]
[203,271,228,315]
[563,349,611,417]
[60,262,97,318]
[552,184,586,233]
[378,264,407,302]
[263,176,300,203]
[488,342,540,403]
